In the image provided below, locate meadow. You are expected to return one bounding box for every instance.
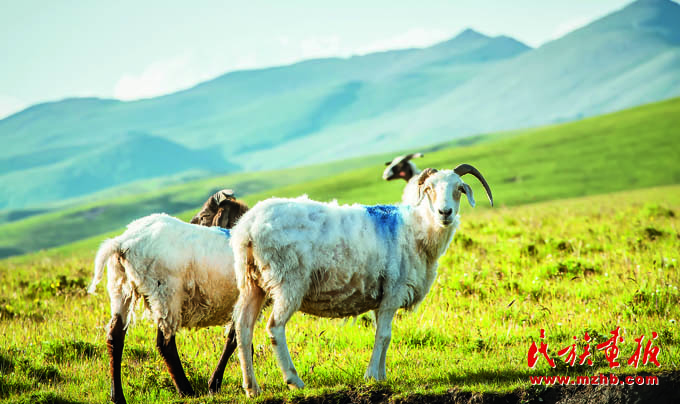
[2,96,679,259]
[1,97,679,403]
[1,183,678,403]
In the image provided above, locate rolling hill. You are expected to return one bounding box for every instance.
[2,0,680,210]
[0,29,529,210]
[1,96,679,259]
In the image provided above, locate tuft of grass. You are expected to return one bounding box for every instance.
[42,340,100,364]
[7,390,86,404]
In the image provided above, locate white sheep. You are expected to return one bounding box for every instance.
[382,152,423,181]
[88,212,244,404]
[231,164,493,397]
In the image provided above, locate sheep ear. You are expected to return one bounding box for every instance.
[462,183,475,208]
[385,161,392,166]
[212,207,225,227]
[218,199,247,228]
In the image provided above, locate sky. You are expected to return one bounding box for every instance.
[0,0,649,119]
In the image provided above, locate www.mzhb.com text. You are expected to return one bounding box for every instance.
[529,374,659,386]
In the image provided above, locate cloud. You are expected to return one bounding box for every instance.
[356,28,450,55]
[0,95,27,120]
[299,35,345,59]
[548,16,594,41]
[276,28,450,66]
[110,28,454,102]
[113,53,214,100]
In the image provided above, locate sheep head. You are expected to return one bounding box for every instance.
[415,165,493,228]
[190,189,249,229]
[382,152,423,181]
[212,198,249,228]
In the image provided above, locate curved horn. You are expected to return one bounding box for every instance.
[417,168,438,186]
[405,152,424,161]
[214,189,235,205]
[454,164,493,206]
[415,168,438,205]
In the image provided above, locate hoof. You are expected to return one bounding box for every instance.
[110,392,126,404]
[245,385,262,398]
[208,378,221,394]
[286,376,305,390]
[178,389,197,398]
[364,371,385,381]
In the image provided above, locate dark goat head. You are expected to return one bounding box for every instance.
[382,152,424,181]
[190,189,249,229]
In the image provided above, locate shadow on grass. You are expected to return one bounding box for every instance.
[431,368,537,386]
[0,377,33,400]
[42,339,101,364]
[0,351,15,374]
[19,360,62,383]
[6,391,86,404]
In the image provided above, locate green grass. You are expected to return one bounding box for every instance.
[1,96,679,259]
[1,184,678,403]
[0,151,399,258]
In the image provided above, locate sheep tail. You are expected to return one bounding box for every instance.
[88,238,120,294]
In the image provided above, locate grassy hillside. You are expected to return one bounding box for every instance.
[1,96,679,259]
[0,151,404,258]
[1,184,678,403]
[0,30,528,210]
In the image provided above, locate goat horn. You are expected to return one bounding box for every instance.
[214,189,235,205]
[417,168,438,186]
[454,164,493,206]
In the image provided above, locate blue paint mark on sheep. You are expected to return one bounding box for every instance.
[364,205,401,239]
[211,227,231,238]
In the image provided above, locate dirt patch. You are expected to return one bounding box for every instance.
[263,372,680,404]
[540,372,679,404]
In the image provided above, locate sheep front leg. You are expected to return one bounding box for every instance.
[364,308,397,381]
[156,328,195,397]
[107,314,128,404]
[236,285,267,397]
[267,296,304,390]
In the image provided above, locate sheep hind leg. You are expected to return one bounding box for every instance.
[267,296,304,390]
[107,314,128,404]
[209,325,256,393]
[236,285,267,397]
[208,324,238,393]
[156,328,195,397]
[364,308,397,381]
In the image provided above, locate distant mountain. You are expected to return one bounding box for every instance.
[2,0,679,209]
[0,28,528,209]
[261,0,680,163]
[0,132,235,208]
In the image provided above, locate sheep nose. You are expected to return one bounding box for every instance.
[438,208,452,217]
